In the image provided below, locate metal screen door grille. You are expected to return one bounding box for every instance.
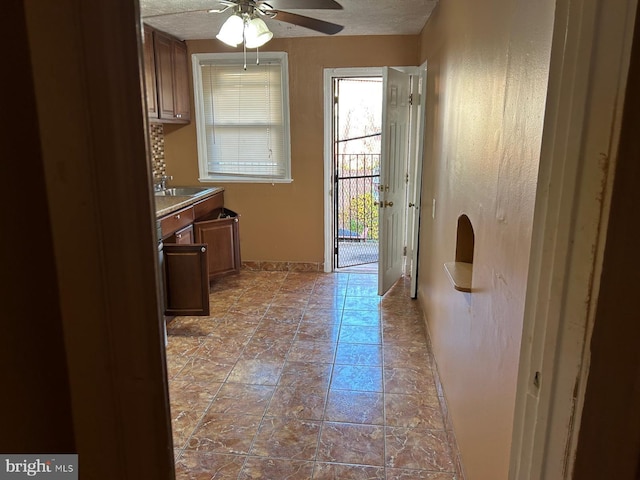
[334,77,382,269]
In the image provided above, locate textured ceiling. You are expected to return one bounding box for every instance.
[140,0,438,41]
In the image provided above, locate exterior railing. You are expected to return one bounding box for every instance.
[335,153,380,268]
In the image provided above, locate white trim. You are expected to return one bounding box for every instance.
[409,61,428,298]
[197,177,293,184]
[389,66,421,283]
[192,52,292,183]
[323,67,383,273]
[509,0,638,478]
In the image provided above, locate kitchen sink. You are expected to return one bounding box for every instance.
[155,187,212,197]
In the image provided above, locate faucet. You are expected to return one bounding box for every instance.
[156,175,173,192]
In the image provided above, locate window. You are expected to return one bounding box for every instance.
[192,52,292,183]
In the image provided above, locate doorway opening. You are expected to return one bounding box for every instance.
[332,76,383,272]
[324,66,418,293]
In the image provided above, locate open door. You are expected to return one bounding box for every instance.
[378,67,411,295]
[409,64,427,298]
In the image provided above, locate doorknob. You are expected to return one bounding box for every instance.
[385,201,394,207]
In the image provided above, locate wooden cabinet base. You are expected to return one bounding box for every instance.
[162,244,210,316]
[195,215,241,278]
[158,192,240,316]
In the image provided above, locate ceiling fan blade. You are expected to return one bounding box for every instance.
[272,10,343,34]
[263,0,342,10]
[142,8,211,19]
[142,0,236,18]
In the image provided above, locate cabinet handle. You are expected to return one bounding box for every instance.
[175,114,182,118]
[201,247,206,253]
[175,214,180,220]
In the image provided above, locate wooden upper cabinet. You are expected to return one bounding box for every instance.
[142,25,157,117]
[153,31,176,121]
[172,40,190,121]
[145,26,190,124]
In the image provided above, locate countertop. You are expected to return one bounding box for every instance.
[154,187,224,218]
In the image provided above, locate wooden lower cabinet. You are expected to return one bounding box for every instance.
[195,215,241,279]
[160,193,240,316]
[172,224,194,244]
[162,243,210,316]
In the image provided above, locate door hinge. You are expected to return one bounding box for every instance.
[334,246,338,254]
[406,173,409,184]
[409,93,421,105]
[409,93,413,105]
[403,246,407,256]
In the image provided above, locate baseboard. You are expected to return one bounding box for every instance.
[419,304,467,480]
[241,261,324,272]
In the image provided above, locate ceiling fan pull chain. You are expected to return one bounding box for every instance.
[256,46,260,65]
[243,33,247,70]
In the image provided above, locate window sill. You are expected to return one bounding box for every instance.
[199,177,293,184]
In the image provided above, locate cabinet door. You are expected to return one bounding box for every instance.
[194,216,241,278]
[174,224,194,244]
[153,32,176,121]
[163,244,210,316]
[172,40,190,121]
[143,26,158,117]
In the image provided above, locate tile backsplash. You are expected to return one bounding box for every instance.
[149,123,166,181]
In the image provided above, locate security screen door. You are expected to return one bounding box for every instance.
[333,76,382,269]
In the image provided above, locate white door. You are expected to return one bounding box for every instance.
[378,67,411,295]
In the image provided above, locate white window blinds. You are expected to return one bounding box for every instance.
[193,53,292,183]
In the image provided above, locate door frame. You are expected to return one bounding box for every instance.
[323,66,423,276]
[21,0,174,477]
[407,61,428,298]
[509,0,638,477]
[323,67,383,273]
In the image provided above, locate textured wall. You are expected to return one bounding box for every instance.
[416,1,555,479]
[163,35,418,263]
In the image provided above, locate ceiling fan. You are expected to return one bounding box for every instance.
[144,0,344,49]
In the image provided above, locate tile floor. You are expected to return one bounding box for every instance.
[166,270,461,479]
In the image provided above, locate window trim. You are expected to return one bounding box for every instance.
[192,52,293,183]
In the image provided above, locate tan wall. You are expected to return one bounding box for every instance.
[163,35,418,263]
[416,2,555,479]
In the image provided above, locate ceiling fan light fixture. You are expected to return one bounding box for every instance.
[216,13,244,46]
[244,17,273,48]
